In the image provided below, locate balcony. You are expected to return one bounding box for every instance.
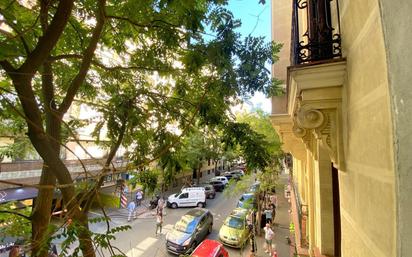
[291,0,342,65]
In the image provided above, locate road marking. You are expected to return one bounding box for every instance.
[126,237,157,257]
[125,224,174,257]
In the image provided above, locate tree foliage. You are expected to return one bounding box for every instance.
[0,202,31,241]
[236,108,282,157]
[0,0,280,256]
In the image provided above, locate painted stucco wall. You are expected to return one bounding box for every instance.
[339,0,395,256]
[378,1,412,256]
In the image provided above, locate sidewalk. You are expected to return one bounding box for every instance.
[253,173,291,257]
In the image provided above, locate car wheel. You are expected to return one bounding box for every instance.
[171,202,178,209]
[212,194,215,199]
[208,224,213,234]
[188,241,197,253]
[197,202,204,208]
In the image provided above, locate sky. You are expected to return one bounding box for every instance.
[227,0,272,114]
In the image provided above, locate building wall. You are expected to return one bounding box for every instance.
[271,0,292,114]
[339,0,396,256]
[271,0,292,81]
[0,137,13,163]
[271,0,403,256]
[378,1,412,256]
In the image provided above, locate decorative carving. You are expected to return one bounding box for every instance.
[296,105,325,129]
[293,125,307,138]
[293,105,345,170]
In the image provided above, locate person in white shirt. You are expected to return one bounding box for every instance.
[263,223,274,254]
[135,189,143,206]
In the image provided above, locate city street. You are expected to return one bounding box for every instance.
[93,187,247,257]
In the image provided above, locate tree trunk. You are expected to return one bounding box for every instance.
[31,181,55,257]
[31,50,59,257]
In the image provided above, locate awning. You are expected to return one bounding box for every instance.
[0,187,38,203]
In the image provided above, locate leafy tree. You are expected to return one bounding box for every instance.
[236,108,282,157]
[129,168,158,195]
[0,1,279,256]
[0,202,31,241]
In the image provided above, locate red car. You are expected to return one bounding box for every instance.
[191,239,229,257]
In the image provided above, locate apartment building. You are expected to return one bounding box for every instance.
[270,0,412,257]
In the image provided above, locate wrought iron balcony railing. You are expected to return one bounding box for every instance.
[291,0,342,65]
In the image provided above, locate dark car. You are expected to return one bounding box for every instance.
[209,181,225,192]
[199,184,216,199]
[166,208,213,255]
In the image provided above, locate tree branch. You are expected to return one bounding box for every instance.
[58,0,106,114]
[18,0,74,74]
[106,15,179,29]
[48,54,181,72]
[0,10,40,55]
[0,210,31,220]
[0,60,17,75]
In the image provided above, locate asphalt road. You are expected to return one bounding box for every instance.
[100,185,251,257]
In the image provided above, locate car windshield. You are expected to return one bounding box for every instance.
[174,215,198,233]
[224,216,244,229]
[240,194,253,201]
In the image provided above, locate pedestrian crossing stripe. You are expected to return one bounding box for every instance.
[126,237,157,257]
[125,224,174,257]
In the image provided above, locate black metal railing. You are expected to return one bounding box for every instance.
[291,0,342,65]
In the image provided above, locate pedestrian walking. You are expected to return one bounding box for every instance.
[155,213,163,236]
[135,189,143,207]
[264,205,273,225]
[127,201,136,222]
[263,223,274,255]
[157,197,165,216]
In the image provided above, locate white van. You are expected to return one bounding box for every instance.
[167,187,206,209]
[210,176,229,185]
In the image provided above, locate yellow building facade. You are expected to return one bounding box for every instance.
[271,0,412,257]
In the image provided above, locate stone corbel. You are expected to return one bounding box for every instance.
[293,104,345,170]
[292,121,318,161]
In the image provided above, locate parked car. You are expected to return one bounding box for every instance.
[167,187,206,209]
[229,169,244,176]
[198,184,216,199]
[219,208,250,248]
[210,176,229,185]
[190,239,229,257]
[249,182,261,193]
[209,181,225,192]
[166,208,213,255]
[237,193,256,209]
[223,172,240,181]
